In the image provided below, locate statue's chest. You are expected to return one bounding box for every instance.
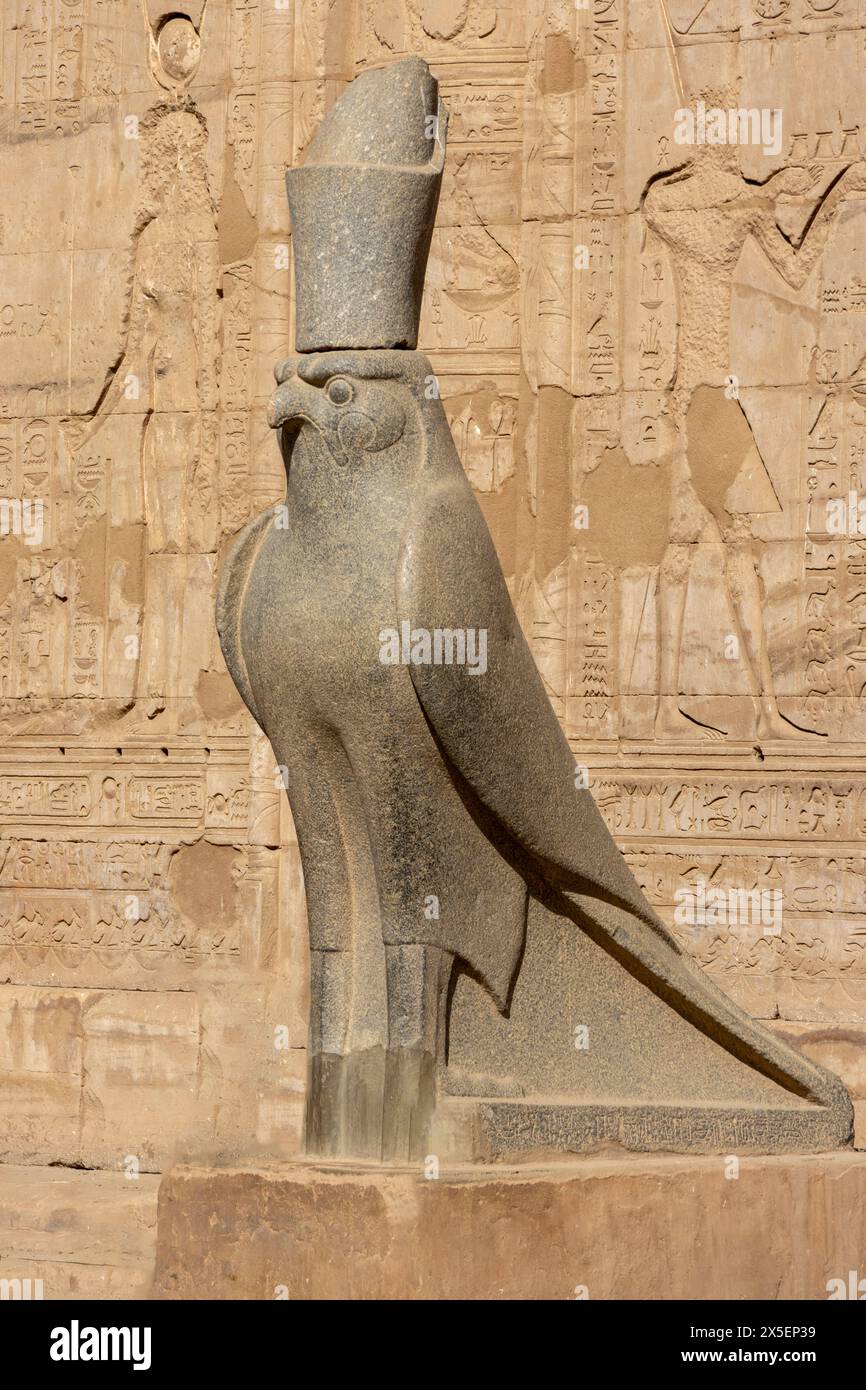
[240,517,405,707]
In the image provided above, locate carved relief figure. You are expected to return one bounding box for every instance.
[643,81,866,740]
[64,102,220,706]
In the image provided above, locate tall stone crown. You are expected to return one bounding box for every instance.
[286,57,448,352]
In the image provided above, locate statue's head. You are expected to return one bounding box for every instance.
[268,350,434,472]
[272,60,450,490]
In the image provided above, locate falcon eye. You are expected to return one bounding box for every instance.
[326,377,353,406]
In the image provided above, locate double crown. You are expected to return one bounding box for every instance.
[286,57,448,353]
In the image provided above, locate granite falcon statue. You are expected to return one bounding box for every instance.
[217,57,852,1163]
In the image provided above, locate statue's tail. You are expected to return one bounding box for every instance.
[564,885,851,1121]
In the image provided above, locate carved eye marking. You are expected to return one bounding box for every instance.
[326,377,353,406]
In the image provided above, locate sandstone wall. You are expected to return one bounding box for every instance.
[2,0,866,1172]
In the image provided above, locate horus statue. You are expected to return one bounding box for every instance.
[217,57,852,1163]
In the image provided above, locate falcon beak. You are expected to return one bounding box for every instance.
[268,375,349,467]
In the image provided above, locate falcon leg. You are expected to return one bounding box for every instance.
[382,945,452,1162]
[305,948,353,1157]
[306,942,389,1161]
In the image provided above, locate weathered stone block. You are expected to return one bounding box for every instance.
[153,1154,866,1301]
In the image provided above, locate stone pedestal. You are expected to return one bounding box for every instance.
[152,1152,866,1300]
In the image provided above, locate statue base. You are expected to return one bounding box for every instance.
[152,1152,866,1300]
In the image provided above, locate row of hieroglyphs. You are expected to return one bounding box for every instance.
[628,847,866,916]
[597,775,866,840]
[2,840,866,968]
[0,889,241,968]
[0,765,249,824]
[626,847,866,976]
